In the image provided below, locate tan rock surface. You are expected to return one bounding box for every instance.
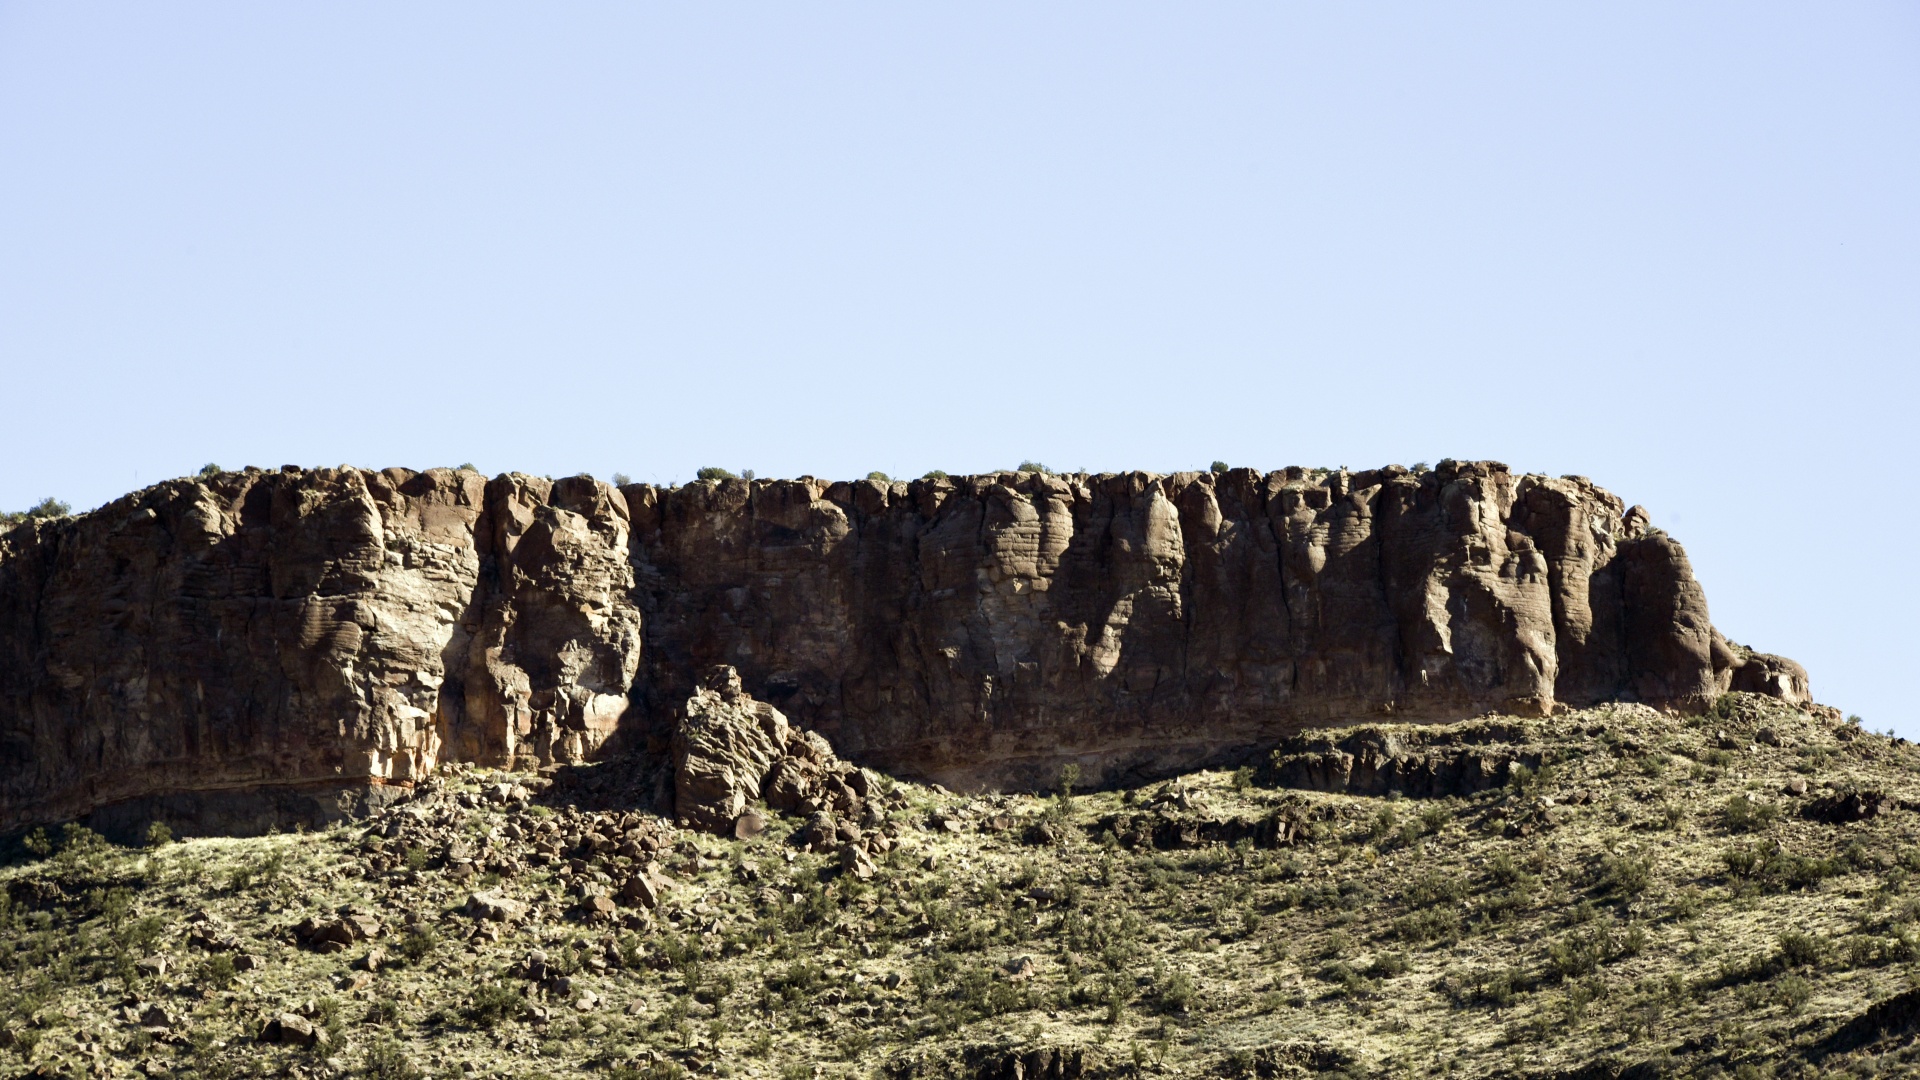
[0,460,1808,833]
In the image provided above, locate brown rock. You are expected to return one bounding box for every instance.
[0,463,1814,833]
[733,811,767,840]
[464,891,528,922]
[575,894,618,921]
[260,1012,326,1048]
[796,811,837,851]
[839,843,877,880]
[671,668,791,832]
[618,866,672,910]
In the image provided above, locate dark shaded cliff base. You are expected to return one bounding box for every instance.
[6,693,1919,1079]
[1,461,1810,834]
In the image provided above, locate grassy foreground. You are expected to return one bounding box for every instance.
[5,694,1920,1079]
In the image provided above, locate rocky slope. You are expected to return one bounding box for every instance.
[3,694,1916,1080]
[0,461,1811,836]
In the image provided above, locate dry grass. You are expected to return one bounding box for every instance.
[4,695,1920,1078]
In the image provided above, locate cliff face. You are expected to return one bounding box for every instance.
[0,461,1810,834]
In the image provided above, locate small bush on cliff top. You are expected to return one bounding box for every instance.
[696,466,737,481]
[2,497,71,525]
[196,463,221,479]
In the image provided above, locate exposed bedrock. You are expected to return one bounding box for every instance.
[0,460,1809,833]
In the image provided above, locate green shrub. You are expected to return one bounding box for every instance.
[463,982,523,1027]
[1405,871,1468,909]
[196,464,222,479]
[1776,931,1823,969]
[1154,967,1197,1013]
[144,821,172,848]
[363,1038,422,1079]
[1723,794,1778,833]
[1391,906,1462,945]
[1057,763,1081,800]
[1596,853,1653,897]
[1015,461,1051,476]
[1366,951,1410,978]
[397,926,438,965]
[696,467,738,481]
[1210,461,1230,473]
[866,471,891,483]
[922,469,949,480]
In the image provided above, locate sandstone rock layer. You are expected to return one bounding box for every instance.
[0,460,1808,833]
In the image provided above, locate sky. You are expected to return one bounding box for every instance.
[1,4,1915,731]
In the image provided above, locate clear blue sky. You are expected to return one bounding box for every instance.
[2,4,1915,731]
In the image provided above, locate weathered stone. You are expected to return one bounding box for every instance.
[839,843,877,880]
[0,463,1814,833]
[671,668,790,831]
[575,894,618,921]
[260,1012,325,1048]
[618,866,672,910]
[733,811,766,840]
[796,811,837,851]
[465,891,527,922]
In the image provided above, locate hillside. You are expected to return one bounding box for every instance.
[5,692,1918,1079]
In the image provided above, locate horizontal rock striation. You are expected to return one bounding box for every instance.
[0,460,1809,833]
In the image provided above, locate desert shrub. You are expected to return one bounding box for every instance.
[362,1038,422,1080]
[1723,794,1779,833]
[1057,763,1081,800]
[696,467,737,481]
[1154,966,1197,1013]
[200,952,236,990]
[1721,845,1840,892]
[1595,852,1653,898]
[1317,961,1374,997]
[1405,871,1468,909]
[1210,461,1229,473]
[1447,967,1517,1008]
[396,926,437,965]
[866,471,891,483]
[1776,931,1823,969]
[1366,951,1410,978]
[6,497,73,522]
[144,821,172,848]
[1015,461,1051,475]
[1392,906,1462,945]
[922,469,949,480]
[463,982,523,1027]
[1774,975,1813,1014]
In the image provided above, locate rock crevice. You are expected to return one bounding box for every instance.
[0,460,1810,833]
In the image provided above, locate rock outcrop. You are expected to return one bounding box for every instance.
[671,665,865,831]
[0,460,1811,834]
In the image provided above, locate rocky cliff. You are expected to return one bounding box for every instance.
[0,460,1811,834]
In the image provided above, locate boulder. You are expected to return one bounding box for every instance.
[260,1012,326,1048]
[465,891,528,922]
[671,667,791,832]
